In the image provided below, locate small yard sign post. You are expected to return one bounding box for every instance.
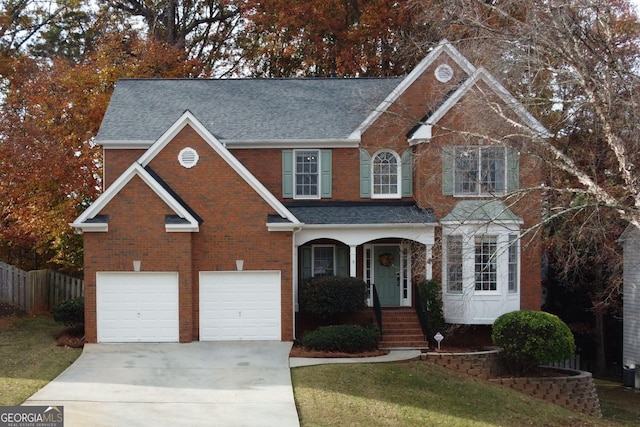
[434,332,444,350]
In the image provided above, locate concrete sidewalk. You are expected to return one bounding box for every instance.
[24,342,300,427]
[289,349,422,368]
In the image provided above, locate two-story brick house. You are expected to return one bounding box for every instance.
[72,40,547,344]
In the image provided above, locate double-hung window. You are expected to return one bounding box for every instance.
[295,150,319,198]
[446,235,463,293]
[313,246,335,276]
[283,149,331,199]
[372,151,400,198]
[474,236,497,291]
[444,146,514,196]
[454,146,506,195]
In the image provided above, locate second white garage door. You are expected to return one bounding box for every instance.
[199,271,281,341]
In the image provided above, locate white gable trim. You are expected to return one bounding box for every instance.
[350,40,476,140]
[138,110,300,225]
[70,163,199,232]
[409,67,551,145]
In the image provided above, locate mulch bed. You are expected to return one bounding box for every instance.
[55,325,86,348]
[290,344,389,358]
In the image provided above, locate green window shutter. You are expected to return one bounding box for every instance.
[507,148,519,193]
[336,246,349,277]
[300,246,312,281]
[441,146,454,195]
[360,149,371,198]
[320,150,332,198]
[401,149,413,197]
[282,150,293,198]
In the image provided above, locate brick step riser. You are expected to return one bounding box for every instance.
[383,328,422,333]
[381,336,426,342]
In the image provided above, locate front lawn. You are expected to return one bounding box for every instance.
[292,362,636,427]
[0,315,82,405]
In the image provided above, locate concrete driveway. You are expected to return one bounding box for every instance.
[24,342,300,427]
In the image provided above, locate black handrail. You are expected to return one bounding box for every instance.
[372,284,383,332]
[414,285,431,343]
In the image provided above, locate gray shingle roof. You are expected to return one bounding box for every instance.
[268,202,437,225]
[96,78,403,144]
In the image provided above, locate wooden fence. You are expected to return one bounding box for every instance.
[0,261,84,313]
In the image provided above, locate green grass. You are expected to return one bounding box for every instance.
[594,378,640,426]
[292,362,638,427]
[0,316,82,405]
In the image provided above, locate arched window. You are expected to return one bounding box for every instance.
[372,150,401,198]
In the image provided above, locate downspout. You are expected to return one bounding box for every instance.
[292,226,302,341]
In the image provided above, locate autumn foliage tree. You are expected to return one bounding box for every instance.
[0,33,201,271]
[239,0,426,76]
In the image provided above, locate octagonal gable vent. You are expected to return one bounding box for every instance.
[435,64,454,83]
[179,147,199,168]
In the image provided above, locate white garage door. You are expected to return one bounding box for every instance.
[199,271,281,341]
[96,272,179,343]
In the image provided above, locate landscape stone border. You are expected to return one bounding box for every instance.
[421,348,602,417]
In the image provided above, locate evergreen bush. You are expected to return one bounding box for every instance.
[300,276,367,321]
[302,324,380,353]
[492,310,576,376]
[52,297,84,326]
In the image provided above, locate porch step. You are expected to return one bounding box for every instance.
[379,308,429,349]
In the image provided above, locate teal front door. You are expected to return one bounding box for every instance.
[374,246,401,307]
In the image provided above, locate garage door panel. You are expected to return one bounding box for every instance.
[199,271,281,341]
[97,272,179,343]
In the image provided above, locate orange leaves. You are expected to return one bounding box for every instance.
[0,33,199,270]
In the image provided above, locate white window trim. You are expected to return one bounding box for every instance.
[453,146,507,197]
[371,150,402,199]
[442,224,520,296]
[311,244,335,277]
[294,149,321,200]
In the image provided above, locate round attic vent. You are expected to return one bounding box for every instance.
[435,64,454,83]
[179,147,199,168]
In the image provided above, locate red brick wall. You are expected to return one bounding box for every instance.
[233,147,361,201]
[145,126,294,340]
[103,149,146,188]
[83,176,193,342]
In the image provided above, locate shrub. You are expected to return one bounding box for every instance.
[492,310,576,376]
[302,324,380,353]
[52,297,84,326]
[300,276,367,322]
[418,279,445,340]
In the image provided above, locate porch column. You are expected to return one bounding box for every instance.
[349,245,357,277]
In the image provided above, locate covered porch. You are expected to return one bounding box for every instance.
[271,202,437,311]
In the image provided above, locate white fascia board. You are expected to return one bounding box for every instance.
[408,125,432,145]
[68,222,108,232]
[138,110,300,225]
[267,222,303,232]
[225,138,360,149]
[300,223,437,229]
[166,224,199,232]
[71,163,199,232]
[351,39,477,139]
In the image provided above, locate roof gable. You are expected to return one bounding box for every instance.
[137,111,300,225]
[408,67,551,144]
[70,163,200,232]
[351,39,476,139]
